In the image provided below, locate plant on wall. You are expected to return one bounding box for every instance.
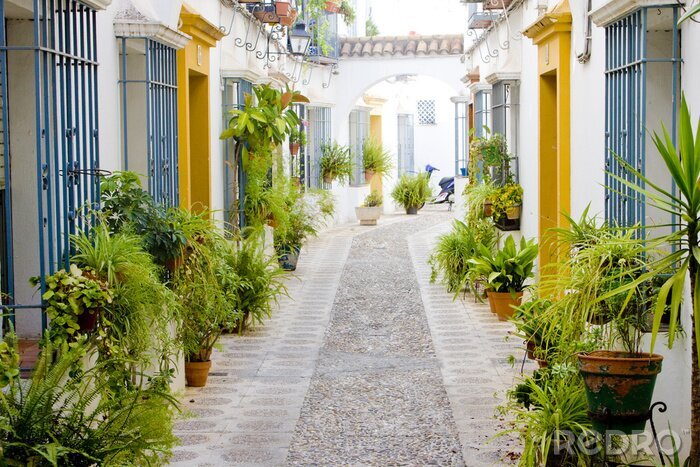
[319,142,353,184]
[365,16,379,36]
[362,138,394,181]
[468,132,511,186]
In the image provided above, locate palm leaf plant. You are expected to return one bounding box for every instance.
[601,95,700,460]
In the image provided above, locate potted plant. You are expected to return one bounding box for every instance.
[140,207,188,273]
[175,240,233,387]
[492,183,523,220]
[319,142,353,185]
[362,138,393,183]
[289,127,306,157]
[339,0,356,26]
[31,265,113,339]
[355,190,383,226]
[468,235,538,321]
[324,0,341,13]
[391,174,431,215]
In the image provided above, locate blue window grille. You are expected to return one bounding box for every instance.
[306,106,331,189]
[398,113,415,176]
[349,108,370,185]
[298,0,339,64]
[222,78,253,228]
[492,80,519,183]
[474,90,491,138]
[0,0,102,336]
[604,6,681,228]
[118,37,179,208]
[454,100,468,176]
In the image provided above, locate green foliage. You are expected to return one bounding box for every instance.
[491,183,523,219]
[0,332,19,388]
[320,142,353,184]
[0,341,179,466]
[289,127,307,145]
[100,172,152,232]
[363,190,383,208]
[468,132,511,185]
[463,181,499,223]
[274,187,319,251]
[339,0,356,26]
[309,189,336,218]
[391,174,431,209]
[502,368,596,467]
[226,234,287,334]
[365,16,380,36]
[362,138,393,177]
[468,235,538,293]
[30,265,113,346]
[140,208,188,265]
[428,219,497,293]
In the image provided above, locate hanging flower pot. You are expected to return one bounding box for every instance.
[280,8,298,26]
[252,5,280,23]
[506,205,521,220]
[577,351,663,434]
[483,199,494,217]
[364,170,375,183]
[275,0,292,16]
[77,309,99,333]
[323,174,333,185]
[289,141,300,156]
[325,0,341,13]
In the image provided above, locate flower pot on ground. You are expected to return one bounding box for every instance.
[468,235,538,321]
[362,138,393,183]
[487,290,523,321]
[577,351,663,434]
[277,245,301,271]
[355,190,383,226]
[391,173,431,214]
[185,360,212,387]
[319,141,353,186]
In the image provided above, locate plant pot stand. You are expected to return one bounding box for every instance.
[494,215,520,231]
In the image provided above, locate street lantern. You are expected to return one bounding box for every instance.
[288,22,311,56]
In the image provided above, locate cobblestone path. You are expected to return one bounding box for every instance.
[171,209,527,466]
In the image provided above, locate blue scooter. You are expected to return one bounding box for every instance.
[425,165,455,205]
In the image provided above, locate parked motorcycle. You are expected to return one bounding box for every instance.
[425,165,455,205]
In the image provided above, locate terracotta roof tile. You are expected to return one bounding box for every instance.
[339,34,464,58]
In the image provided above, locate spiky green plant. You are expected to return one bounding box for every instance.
[391,174,431,210]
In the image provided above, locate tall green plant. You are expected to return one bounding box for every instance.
[391,174,431,210]
[320,142,353,184]
[604,96,700,462]
[362,139,394,177]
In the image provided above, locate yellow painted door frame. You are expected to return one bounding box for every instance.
[523,0,572,269]
[369,115,383,195]
[177,4,224,211]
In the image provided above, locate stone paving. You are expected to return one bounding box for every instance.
[171,208,531,466]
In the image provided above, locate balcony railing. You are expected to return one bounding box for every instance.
[308,10,339,63]
[467,2,499,29]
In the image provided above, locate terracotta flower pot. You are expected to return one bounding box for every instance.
[483,199,493,217]
[165,255,184,273]
[289,141,300,156]
[526,340,536,360]
[323,175,333,185]
[577,350,663,434]
[364,170,375,183]
[506,205,521,220]
[406,206,419,215]
[325,0,341,13]
[275,1,292,16]
[536,358,549,369]
[78,309,99,333]
[280,8,298,26]
[486,291,523,321]
[185,360,212,387]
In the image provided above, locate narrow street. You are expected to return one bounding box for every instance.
[172,209,528,466]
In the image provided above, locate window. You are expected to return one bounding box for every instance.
[349,108,370,185]
[1,0,102,336]
[222,78,253,227]
[307,106,332,188]
[398,114,415,176]
[118,38,179,208]
[604,6,680,228]
[291,103,307,185]
[454,99,468,176]
[492,80,519,182]
[474,90,491,138]
[417,99,436,125]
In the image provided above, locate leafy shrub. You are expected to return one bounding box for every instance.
[363,190,383,207]
[320,142,353,184]
[391,174,431,209]
[468,235,538,293]
[362,139,393,177]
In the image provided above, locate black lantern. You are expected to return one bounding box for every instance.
[288,22,311,56]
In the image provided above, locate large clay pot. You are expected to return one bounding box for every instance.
[325,0,341,12]
[275,0,292,16]
[577,350,663,434]
[185,360,212,387]
[323,175,333,185]
[289,141,300,156]
[364,170,375,183]
[486,291,523,321]
[355,206,382,226]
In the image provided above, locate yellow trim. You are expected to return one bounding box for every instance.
[177,4,223,211]
[525,0,572,268]
[369,115,383,195]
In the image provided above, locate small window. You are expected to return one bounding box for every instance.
[349,108,370,185]
[307,106,332,189]
[474,90,491,138]
[417,99,436,125]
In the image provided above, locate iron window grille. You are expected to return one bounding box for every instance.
[222,78,253,228]
[398,113,415,176]
[491,80,519,182]
[474,90,491,138]
[454,101,469,176]
[0,0,101,336]
[306,106,332,189]
[118,37,179,208]
[417,99,436,125]
[291,103,307,186]
[349,108,370,185]
[298,0,339,64]
[604,6,681,229]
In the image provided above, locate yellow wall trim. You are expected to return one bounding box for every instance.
[180,4,225,47]
[522,0,572,44]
